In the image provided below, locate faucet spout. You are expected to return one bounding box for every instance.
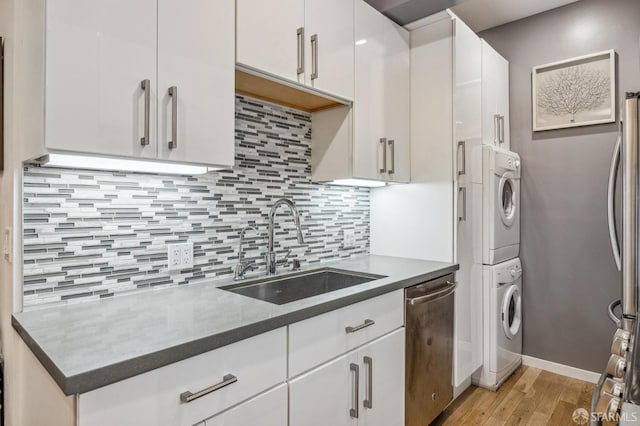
[266,198,304,275]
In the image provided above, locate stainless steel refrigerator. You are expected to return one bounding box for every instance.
[592,92,640,424]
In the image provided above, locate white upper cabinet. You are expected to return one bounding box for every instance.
[236,0,354,100]
[46,0,158,159]
[304,0,355,99]
[312,0,409,184]
[236,0,305,84]
[481,40,510,149]
[353,0,410,183]
[41,0,235,168]
[157,0,235,167]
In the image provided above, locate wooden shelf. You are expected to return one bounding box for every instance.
[235,68,348,113]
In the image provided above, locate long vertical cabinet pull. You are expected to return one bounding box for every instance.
[140,79,151,146]
[363,356,373,409]
[379,138,387,173]
[458,187,467,222]
[493,114,500,145]
[168,86,178,150]
[457,141,466,176]
[296,27,305,75]
[499,115,505,145]
[387,140,395,175]
[310,34,319,80]
[350,363,359,418]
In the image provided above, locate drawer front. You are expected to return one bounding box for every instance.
[289,290,404,377]
[205,384,287,426]
[79,328,287,426]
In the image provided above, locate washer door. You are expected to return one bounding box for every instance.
[498,174,517,227]
[502,284,522,340]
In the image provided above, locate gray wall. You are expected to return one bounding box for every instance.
[480,0,640,372]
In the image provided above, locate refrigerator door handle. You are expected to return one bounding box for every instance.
[607,134,622,271]
[608,299,622,328]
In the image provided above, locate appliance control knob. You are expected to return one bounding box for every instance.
[611,336,630,356]
[615,328,632,341]
[606,354,627,378]
[602,378,625,397]
[595,391,620,421]
[514,160,521,169]
[510,268,517,277]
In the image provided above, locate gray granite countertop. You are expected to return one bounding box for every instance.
[13,255,458,395]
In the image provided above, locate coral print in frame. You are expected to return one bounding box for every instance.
[532,50,615,131]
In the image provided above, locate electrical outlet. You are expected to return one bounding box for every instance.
[168,244,183,271]
[181,242,193,268]
[3,227,12,263]
[168,242,194,271]
[343,230,356,248]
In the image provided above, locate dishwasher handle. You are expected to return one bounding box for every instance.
[406,281,457,306]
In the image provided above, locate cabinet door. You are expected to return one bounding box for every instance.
[236,0,305,84]
[353,0,387,181]
[358,329,405,426]
[205,384,287,426]
[353,1,409,182]
[289,351,357,426]
[481,41,500,147]
[157,0,235,167]
[497,54,510,149]
[304,0,354,99]
[45,0,157,158]
[382,20,410,183]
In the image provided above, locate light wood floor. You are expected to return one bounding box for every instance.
[432,366,595,425]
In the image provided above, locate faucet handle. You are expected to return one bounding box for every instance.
[277,249,292,266]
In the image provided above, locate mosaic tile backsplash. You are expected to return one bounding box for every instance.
[22,96,370,309]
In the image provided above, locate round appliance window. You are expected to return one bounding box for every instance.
[502,285,521,340]
[498,177,517,227]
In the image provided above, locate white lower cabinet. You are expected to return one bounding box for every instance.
[204,384,287,426]
[78,329,286,426]
[289,328,405,426]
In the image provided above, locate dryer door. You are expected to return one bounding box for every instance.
[502,284,522,340]
[498,173,517,227]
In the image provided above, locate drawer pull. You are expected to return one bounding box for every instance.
[179,374,237,403]
[345,319,375,334]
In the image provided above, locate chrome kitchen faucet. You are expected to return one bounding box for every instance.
[266,198,304,275]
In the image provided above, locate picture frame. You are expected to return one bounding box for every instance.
[532,49,615,131]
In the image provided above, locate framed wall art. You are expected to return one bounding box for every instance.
[532,50,615,131]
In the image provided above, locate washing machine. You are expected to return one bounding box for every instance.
[473,257,522,391]
[472,144,521,265]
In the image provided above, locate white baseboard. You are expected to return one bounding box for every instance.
[522,355,600,384]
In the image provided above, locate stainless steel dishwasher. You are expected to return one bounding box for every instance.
[405,273,456,426]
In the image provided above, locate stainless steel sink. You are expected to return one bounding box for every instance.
[220,268,385,305]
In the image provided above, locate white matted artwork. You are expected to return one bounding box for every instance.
[532,50,615,131]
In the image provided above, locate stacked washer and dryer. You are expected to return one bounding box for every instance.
[471,145,523,390]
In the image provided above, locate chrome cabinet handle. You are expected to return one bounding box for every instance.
[296,27,304,75]
[387,140,395,175]
[379,138,387,173]
[140,79,150,146]
[310,34,318,80]
[350,363,359,418]
[363,356,373,409]
[345,319,375,334]
[457,140,466,176]
[168,86,178,150]
[179,374,237,403]
[608,135,622,271]
[458,187,466,222]
[499,115,505,145]
[494,114,500,145]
